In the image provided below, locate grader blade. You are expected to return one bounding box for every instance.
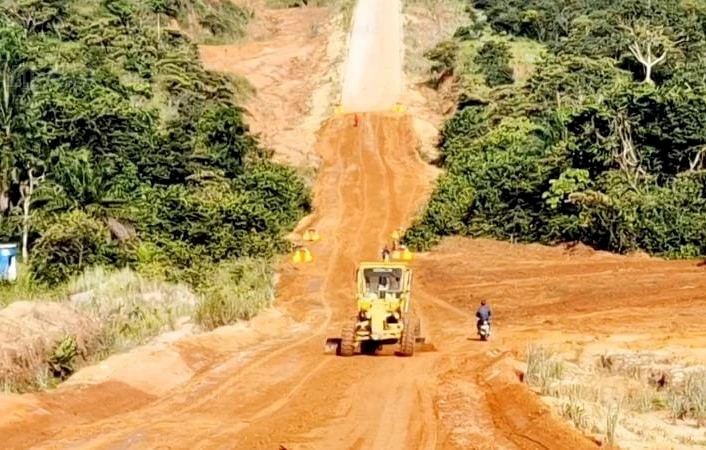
[324,337,341,354]
[415,336,437,352]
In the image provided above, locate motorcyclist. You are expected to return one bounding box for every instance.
[476,299,492,333]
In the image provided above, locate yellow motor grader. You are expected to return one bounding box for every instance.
[326,261,425,357]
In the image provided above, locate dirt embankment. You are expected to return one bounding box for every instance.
[200,1,346,170]
[0,301,102,390]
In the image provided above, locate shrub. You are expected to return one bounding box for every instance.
[474,40,514,87]
[195,258,275,330]
[68,266,196,350]
[525,345,565,395]
[30,211,126,286]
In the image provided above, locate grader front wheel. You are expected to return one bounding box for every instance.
[398,315,420,357]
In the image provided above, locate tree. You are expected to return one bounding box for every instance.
[19,168,44,260]
[409,0,706,259]
[0,20,33,213]
[474,40,514,87]
[424,40,459,88]
[623,23,682,84]
[0,0,310,287]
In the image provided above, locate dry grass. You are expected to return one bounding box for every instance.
[0,263,57,307]
[338,0,356,34]
[525,347,706,447]
[68,267,197,352]
[403,0,468,76]
[194,258,275,330]
[605,402,621,447]
[1,256,279,392]
[316,0,356,110]
[1,256,281,392]
[508,38,544,84]
[667,370,706,425]
[453,34,544,97]
[525,344,565,395]
[0,301,104,392]
[0,266,197,392]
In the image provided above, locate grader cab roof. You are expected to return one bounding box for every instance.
[357,261,409,271]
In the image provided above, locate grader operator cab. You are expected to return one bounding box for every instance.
[327,261,425,357]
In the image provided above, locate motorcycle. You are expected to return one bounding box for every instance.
[478,320,491,341]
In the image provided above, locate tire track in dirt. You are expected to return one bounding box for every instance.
[223,114,438,450]
[221,115,393,429]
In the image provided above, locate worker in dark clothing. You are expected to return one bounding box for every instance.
[476,299,492,333]
[381,246,391,261]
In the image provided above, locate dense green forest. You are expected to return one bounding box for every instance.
[407,0,706,258]
[0,0,310,287]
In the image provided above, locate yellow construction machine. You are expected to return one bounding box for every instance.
[325,261,426,356]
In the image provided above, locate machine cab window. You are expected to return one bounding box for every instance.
[363,267,403,297]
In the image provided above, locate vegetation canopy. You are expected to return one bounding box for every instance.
[407,0,706,258]
[0,0,310,286]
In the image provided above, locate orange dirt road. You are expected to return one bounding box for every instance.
[0,113,599,450]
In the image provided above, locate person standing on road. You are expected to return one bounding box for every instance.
[476,299,492,333]
[382,246,391,262]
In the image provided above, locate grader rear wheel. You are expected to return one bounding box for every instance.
[339,321,357,357]
[398,315,419,357]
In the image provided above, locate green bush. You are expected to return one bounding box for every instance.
[474,40,514,87]
[424,39,459,86]
[30,211,126,286]
[47,335,79,381]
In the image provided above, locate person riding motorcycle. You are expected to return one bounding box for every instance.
[476,299,492,333]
